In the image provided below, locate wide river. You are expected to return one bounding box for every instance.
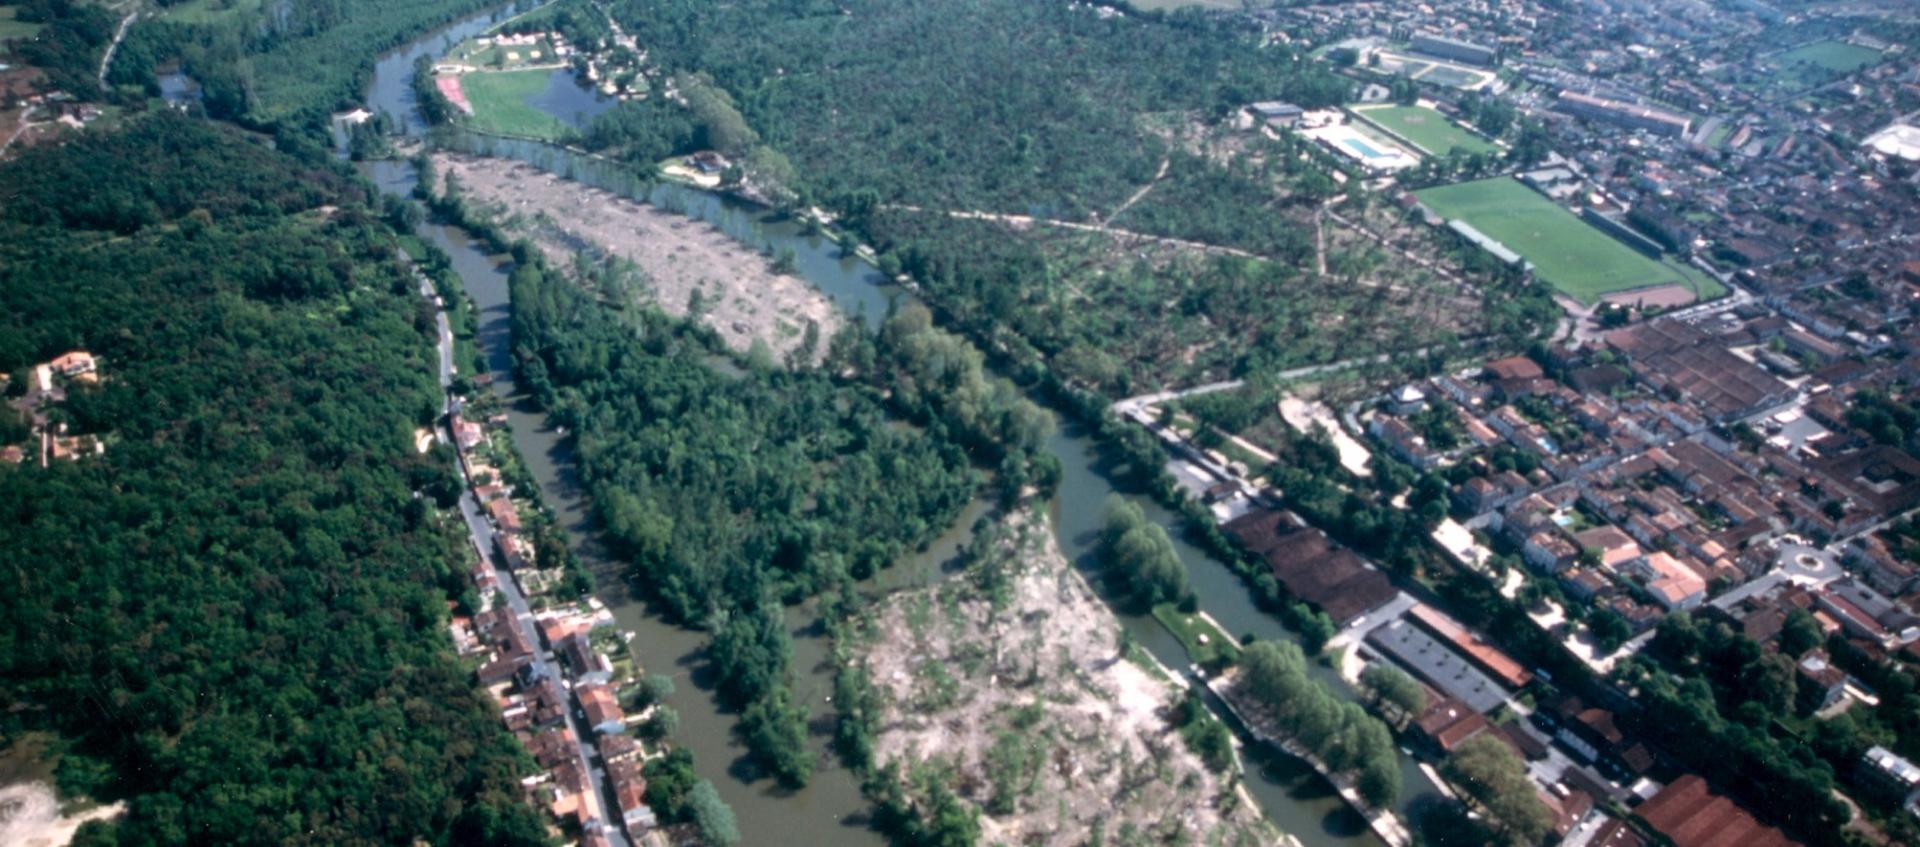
[356,5,1437,844]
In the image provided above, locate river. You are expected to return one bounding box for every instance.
[357,6,1434,844]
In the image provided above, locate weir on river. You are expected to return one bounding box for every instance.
[354,5,1436,843]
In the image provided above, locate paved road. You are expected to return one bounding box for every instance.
[1110,379,1245,416]
[1108,344,1459,417]
[416,258,632,847]
[883,203,1266,259]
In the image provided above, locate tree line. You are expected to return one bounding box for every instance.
[1238,640,1400,808]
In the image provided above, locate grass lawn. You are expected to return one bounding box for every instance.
[448,37,558,69]
[0,5,43,40]
[1774,40,1883,88]
[1153,603,1241,669]
[1416,177,1697,304]
[1351,104,1496,156]
[461,69,567,140]
[158,0,264,25]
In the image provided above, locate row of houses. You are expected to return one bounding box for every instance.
[450,408,658,846]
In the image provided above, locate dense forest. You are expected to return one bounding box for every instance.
[7,0,117,94]
[106,0,515,132]
[0,114,547,846]
[600,0,1347,221]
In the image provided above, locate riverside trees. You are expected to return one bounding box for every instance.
[1238,640,1401,808]
[1439,736,1554,847]
[1099,496,1192,611]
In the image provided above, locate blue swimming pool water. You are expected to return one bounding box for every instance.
[1344,137,1388,159]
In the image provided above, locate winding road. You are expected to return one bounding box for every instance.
[98,10,140,89]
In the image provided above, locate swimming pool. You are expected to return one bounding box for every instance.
[1342,137,1390,159]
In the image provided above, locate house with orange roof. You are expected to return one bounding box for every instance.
[48,350,95,376]
[578,682,626,736]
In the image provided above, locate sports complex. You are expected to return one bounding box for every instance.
[1415,177,1725,306]
[1349,103,1498,157]
[1301,121,1421,173]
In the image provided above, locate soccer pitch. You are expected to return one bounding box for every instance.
[1416,178,1716,305]
[1773,40,1883,88]
[1351,105,1496,156]
[461,70,568,140]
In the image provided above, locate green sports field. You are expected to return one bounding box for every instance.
[1416,177,1721,305]
[1352,105,1496,156]
[1774,40,1883,88]
[460,69,567,140]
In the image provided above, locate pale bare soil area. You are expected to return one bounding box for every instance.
[0,783,123,847]
[863,510,1271,847]
[434,153,841,359]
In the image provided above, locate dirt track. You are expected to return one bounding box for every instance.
[862,510,1269,847]
[435,153,841,360]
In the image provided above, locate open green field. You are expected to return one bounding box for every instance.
[1774,40,1883,88]
[1416,177,1719,305]
[447,36,559,69]
[0,5,44,40]
[1351,104,1496,156]
[158,0,264,25]
[459,69,567,140]
[1153,603,1241,668]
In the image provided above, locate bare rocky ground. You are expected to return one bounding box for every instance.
[0,783,122,847]
[433,153,841,360]
[862,510,1272,847]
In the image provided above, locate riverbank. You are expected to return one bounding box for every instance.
[433,151,842,360]
[1211,671,1413,847]
[858,508,1276,847]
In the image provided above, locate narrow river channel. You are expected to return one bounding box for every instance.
[355,6,1436,843]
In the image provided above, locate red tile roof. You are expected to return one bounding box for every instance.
[1635,775,1799,847]
[1407,604,1534,689]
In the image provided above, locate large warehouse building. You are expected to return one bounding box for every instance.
[1556,91,1692,138]
[1411,32,1497,67]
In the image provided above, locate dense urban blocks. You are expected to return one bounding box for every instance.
[1415,177,1718,305]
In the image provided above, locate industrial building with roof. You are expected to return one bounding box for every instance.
[1224,508,1400,626]
[1410,32,1497,67]
[1556,91,1692,138]
[1367,618,1510,713]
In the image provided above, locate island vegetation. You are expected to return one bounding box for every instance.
[501,230,1060,788]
